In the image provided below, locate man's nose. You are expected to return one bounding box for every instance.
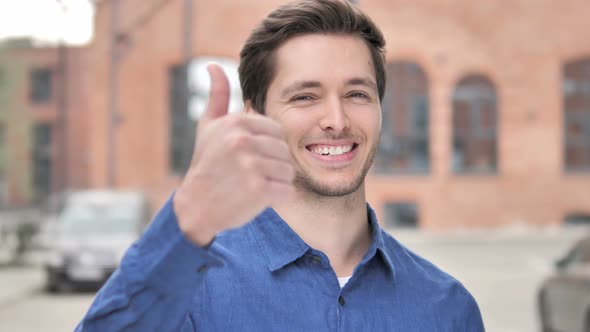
[318,97,350,134]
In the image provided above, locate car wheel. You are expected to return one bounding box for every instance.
[46,280,58,293]
[55,279,74,293]
[537,289,552,332]
[45,270,60,293]
[46,273,72,294]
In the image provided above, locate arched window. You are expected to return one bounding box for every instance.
[563,57,590,172]
[374,61,430,174]
[452,74,498,174]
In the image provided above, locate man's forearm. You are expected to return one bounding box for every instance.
[75,195,221,331]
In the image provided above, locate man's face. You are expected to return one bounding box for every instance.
[263,34,382,197]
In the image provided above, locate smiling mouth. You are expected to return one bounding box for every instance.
[305,143,358,156]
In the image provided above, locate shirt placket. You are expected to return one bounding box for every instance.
[306,250,349,332]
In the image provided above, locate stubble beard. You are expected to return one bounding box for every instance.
[293,141,378,197]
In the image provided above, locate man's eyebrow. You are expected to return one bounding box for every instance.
[346,77,377,91]
[280,80,321,98]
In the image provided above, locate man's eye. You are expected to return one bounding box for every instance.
[350,92,369,99]
[292,95,314,102]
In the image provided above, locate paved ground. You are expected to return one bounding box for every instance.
[0,266,43,310]
[0,227,585,332]
[393,227,585,332]
[0,288,92,332]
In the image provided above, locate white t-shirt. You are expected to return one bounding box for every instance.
[338,276,351,288]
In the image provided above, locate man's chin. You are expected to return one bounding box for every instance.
[294,146,376,197]
[294,174,365,197]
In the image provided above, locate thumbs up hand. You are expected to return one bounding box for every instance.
[173,64,295,246]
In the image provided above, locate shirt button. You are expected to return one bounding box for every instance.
[197,265,208,273]
[311,256,321,265]
[338,295,345,306]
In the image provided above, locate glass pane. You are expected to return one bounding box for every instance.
[563,58,590,171]
[452,74,498,173]
[383,202,418,228]
[30,68,52,103]
[32,123,52,202]
[169,57,241,175]
[375,61,429,174]
[168,64,194,175]
[564,214,590,226]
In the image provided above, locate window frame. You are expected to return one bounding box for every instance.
[29,68,53,104]
[562,58,590,173]
[451,74,499,175]
[374,61,431,175]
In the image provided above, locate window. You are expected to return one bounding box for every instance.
[564,213,590,226]
[168,64,194,175]
[374,61,430,174]
[30,68,53,103]
[32,123,52,203]
[383,202,418,228]
[563,57,590,172]
[169,57,242,175]
[0,124,6,207]
[452,74,498,174]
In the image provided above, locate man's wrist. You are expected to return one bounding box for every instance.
[173,189,217,247]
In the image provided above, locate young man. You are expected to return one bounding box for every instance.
[77,0,484,331]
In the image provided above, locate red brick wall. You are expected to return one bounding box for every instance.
[362,0,590,227]
[76,0,590,227]
[3,47,59,205]
[1,44,90,206]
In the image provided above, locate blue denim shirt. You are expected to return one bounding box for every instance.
[76,196,484,331]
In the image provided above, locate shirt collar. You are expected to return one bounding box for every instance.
[248,208,310,272]
[247,204,396,276]
[366,203,396,276]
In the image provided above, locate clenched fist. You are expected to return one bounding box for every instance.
[173,64,295,246]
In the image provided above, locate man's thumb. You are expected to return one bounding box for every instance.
[202,64,230,122]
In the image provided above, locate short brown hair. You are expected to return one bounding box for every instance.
[239,0,386,114]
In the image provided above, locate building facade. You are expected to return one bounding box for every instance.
[0,40,90,206]
[4,0,590,228]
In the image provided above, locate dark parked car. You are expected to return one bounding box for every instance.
[538,235,590,332]
[44,190,150,292]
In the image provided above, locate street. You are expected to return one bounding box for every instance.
[0,227,585,332]
[0,290,92,332]
[400,228,581,332]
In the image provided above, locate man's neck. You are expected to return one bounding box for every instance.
[272,183,372,277]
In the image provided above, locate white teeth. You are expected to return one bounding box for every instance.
[311,145,353,156]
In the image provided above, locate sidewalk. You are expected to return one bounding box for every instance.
[0,246,45,308]
[389,224,588,246]
[0,265,43,308]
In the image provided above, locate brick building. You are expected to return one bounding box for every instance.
[0,39,89,206]
[4,0,590,228]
